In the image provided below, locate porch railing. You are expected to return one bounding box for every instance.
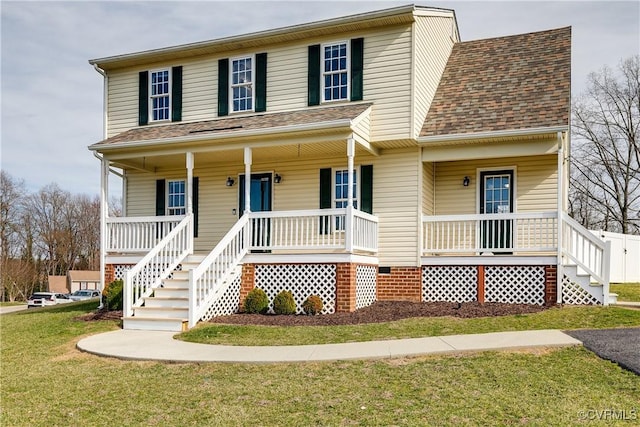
[123,215,193,317]
[106,215,184,253]
[189,215,250,328]
[561,212,611,289]
[422,212,558,255]
[248,208,378,253]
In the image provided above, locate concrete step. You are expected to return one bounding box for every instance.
[123,316,187,332]
[162,278,189,289]
[144,297,189,308]
[133,306,188,319]
[154,287,188,299]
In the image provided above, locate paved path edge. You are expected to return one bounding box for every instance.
[77,329,581,363]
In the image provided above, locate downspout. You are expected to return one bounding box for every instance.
[556,131,564,304]
[93,63,109,295]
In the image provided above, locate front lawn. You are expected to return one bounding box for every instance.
[611,283,640,302]
[179,305,640,346]
[2,302,639,426]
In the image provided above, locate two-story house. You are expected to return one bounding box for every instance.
[89,4,611,331]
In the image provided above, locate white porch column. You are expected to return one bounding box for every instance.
[556,131,564,304]
[100,157,109,292]
[244,147,252,213]
[346,137,355,252]
[186,152,194,215]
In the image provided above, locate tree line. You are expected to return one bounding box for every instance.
[0,172,105,301]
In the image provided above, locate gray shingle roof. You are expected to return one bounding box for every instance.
[421,27,571,138]
[92,103,372,148]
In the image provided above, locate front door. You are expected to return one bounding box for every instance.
[479,170,514,252]
[239,173,272,251]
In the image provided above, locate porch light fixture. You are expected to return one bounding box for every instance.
[463,176,470,187]
[274,174,282,184]
[226,177,235,187]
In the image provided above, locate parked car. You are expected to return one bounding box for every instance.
[27,292,73,308]
[69,289,101,301]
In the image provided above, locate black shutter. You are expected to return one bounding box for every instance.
[171,66,182,122]
[218,58,229,116]
[360,165,373,214]
[192,177,199,237]
[138,71,148,126]
[155,180,166,216]
[308,45,320,106]
[350,38,364,101]
[255,53,267,112]
[319,168,332,234]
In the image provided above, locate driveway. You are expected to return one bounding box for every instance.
[566,328,640,375]
[0,305,28,315]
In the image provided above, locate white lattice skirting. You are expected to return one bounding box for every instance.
[112,264,181,282]
[200,275,242,321]
[356,265,377,309]
[422,266,477,303]
[255,264,336,314]
[485,266,545,305]
[562,275,601,305]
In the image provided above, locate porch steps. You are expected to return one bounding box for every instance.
[122,254,205,332]
[563,264,604,303]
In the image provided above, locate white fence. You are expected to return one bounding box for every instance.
[591,230,640,283]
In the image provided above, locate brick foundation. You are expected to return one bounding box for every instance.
[336,263,357,312]
[544,265,558,306]
[105,264,115,286]
[239,263,256,311]
[376,267,421,302]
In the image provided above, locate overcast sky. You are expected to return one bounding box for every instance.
[1,0,638,197]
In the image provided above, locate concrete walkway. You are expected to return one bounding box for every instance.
[77,329,581,363]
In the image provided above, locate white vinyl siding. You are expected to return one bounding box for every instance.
[105,24,414,141]
[413,15,457,138]
[433,155,558,216]
[124,148,421,265]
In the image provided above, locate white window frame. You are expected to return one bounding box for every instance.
[166,179,186,216]
[321,41,350,103]
[149,69,171,122]
[229,55,255,113]
[475,166,518,215]
[332,166,360,231]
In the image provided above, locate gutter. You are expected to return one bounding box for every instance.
[89,118,354,152]
[418,126,568,145]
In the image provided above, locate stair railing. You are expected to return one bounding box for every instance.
[123,215,193,317]
[560,212,611,304]
[188,215,250,328]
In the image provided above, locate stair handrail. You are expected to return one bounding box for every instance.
[188,215,250,328]
[123,214,193,318]
[560,212,611,299]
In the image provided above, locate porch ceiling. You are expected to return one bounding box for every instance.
[111,138,375,171]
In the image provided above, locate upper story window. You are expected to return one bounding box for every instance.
[150,70,171,121]
[322,42,349,102]
[167,180,186,215]
[231,56,253,112]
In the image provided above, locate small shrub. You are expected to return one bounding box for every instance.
[273,290,296,315]
[244,288,269,314]
[302,295,323,315]
[104,279,123,311]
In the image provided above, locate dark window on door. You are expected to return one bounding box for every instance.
[479,170,514,252]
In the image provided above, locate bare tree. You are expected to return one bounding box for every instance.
[571,55,640,234]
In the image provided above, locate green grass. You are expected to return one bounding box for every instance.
[2,303,639,426]
[0,301,26,306]
[611,283,640,302]
[179,305,640,346]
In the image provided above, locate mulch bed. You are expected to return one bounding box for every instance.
[208,301,551,327]
[75,301,551,326]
